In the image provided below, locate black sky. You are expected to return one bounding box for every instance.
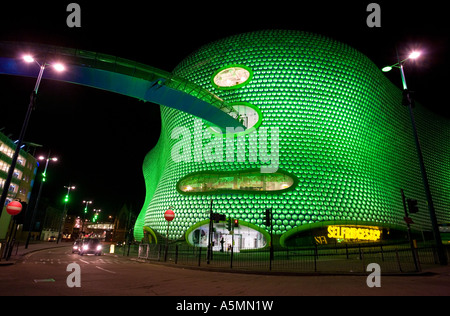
[0,1,448,219]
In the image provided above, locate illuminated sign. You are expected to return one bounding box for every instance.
[327,225,382,242]
[314,236,328,244]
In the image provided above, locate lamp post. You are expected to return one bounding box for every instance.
[81,200,93,236]
[92,208,101,222]
[25,152,58,248]
[0,55,64,214]
[57,185,75,244]
[383,51,447,265]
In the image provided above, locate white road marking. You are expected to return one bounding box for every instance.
[96,266,116,274]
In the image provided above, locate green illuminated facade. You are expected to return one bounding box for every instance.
[134,30,450,248]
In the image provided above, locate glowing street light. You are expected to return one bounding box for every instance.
[23,55,65,73]
[408,51,421,59]
[0,54,66,213]
[382,51,422,75]
[57,185,75,244]
[63,185,76,203]
[83,200,93,213]
[52,62,66,72]
[23,55,34,63]
[81,200,93,235]
[92,208,101,222]
[382,49,447,265]
[38,155,58,182]
[25,151,58,248]
[381,65,393,73]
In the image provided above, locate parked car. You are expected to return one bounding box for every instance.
[72,239,83,253]
[78,238,103,256]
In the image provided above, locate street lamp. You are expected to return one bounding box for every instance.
[0,55,65,214]
[92,208,101,222]
[83,200,93,213]
[81,200,93,236]
[382,51,421,74]
[57,185,75,244]
[25,152,58,248]
[39,154,58,182]
[382,50,447,265]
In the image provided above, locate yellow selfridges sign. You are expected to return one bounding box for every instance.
[327,225,382,242]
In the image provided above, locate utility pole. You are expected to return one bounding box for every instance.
[207,199,213,264]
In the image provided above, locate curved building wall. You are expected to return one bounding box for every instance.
[134,30,450,246]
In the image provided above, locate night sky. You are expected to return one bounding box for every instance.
[0,1,448,219]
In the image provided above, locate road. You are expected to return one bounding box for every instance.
[0,246,449,300]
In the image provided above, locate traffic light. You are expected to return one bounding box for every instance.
[64,194,69,203]
[234,219,239,227]
[226,217,232,231]
[402,90,415,108]
[264,208,272,227]
[407,199,419,214]
[42,172,46,182]
[84,207,88,214]
[212,213,226,223]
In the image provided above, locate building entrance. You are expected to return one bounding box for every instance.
[188,221,267,252]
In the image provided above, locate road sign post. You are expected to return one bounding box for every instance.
[3,201,23,260]
[6,200,22,216]
[207,200,213,264]
[164,209,175,261]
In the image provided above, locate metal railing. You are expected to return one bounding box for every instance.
[136,241,449,274]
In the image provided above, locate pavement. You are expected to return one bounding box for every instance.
[2,240,450,277]
[0,240,73,265]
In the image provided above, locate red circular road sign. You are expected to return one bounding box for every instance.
[164,209,175,222]
[6,201,22,216]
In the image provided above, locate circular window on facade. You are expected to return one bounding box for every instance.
[212,65,253,90]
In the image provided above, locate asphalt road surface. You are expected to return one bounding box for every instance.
[1,246,449,298]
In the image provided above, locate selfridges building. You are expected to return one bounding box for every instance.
[134,30,450,250]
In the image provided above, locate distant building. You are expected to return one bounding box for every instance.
[40,205,63,242]
[0,131,38,239]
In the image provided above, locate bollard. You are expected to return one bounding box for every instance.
[395,248,402,272]
[230,246,234,269]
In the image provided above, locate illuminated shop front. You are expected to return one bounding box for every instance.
[186,220,268,252]
[134,30,450,249]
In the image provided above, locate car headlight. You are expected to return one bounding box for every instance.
[83,245,89,250]
[96,245,102,251]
